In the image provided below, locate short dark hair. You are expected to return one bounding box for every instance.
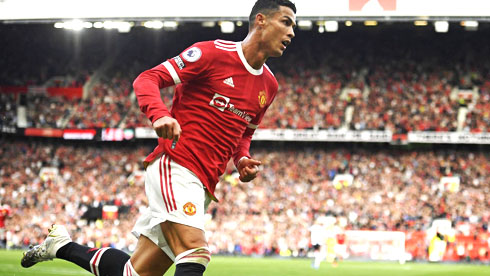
[249,0,296,28]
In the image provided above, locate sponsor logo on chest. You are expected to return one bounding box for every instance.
[209,93,253,123]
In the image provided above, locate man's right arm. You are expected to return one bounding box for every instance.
[133,42,211,142]
[133,64,172,124]
[133,64,181,142]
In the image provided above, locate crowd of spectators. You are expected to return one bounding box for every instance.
[263,26,490,133]
[25,94,75,128]
[0,140,147,249]
[1,139,488,260]
[67,76,133,128]
[1,24,489,132]
[0,93,17,129]
[464,80,490,133]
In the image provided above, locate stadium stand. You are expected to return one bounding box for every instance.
[0,22,489,262]
[1,24,489,132]
[0,139,488,261]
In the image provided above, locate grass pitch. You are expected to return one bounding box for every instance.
[2,250,489,276]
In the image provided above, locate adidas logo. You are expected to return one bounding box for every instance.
[223,77,234,88]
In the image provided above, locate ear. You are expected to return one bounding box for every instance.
[255,13,267,29]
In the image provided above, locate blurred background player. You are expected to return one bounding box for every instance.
[334,221,347,265]
[0,203,11,248]
[309,215,340,269]
[20,0,296,276]
[309,216,327,269]
[323,216,339,267]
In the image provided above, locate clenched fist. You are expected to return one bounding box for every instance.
[153,116,181,146]
[237,157,262,182]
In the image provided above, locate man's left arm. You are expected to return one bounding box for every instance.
[233,127,261,182]
[233,78,278,182]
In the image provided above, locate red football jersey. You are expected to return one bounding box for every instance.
[134,40,278,198]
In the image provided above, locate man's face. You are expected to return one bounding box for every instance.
[261,6,296,57]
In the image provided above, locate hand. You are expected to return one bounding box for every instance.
[237,158,262,182]
[153,116,181,144]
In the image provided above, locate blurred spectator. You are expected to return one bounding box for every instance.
[0,94,17,128]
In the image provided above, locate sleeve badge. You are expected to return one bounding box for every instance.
[182,47,202,62]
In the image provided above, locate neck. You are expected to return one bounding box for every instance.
[241,32,268,70]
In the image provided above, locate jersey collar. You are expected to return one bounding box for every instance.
[237,42,263,76]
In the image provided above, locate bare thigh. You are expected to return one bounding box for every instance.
[130,235,174,276]
[160,220,207,257]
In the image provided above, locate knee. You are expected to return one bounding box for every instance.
[180,235,207,251]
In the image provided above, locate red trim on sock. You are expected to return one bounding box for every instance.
[181,254,211,261]
[91,249,103,276]
[86,248,98,253]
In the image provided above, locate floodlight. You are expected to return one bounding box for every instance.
[93,22,104,29]
[414,21,428,26]
[116,22,131,33]
[324,21,338,32]
[65,19,84,31]
[462,21,478,31]
[220,21,235,33]
[434,21,449,33]
[364,21,378,26]
[201,21,216,28]
[297,20,313,30]
[162,21,178,31]
[144,21,163,29]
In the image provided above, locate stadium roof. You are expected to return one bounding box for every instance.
[1,0,490,22]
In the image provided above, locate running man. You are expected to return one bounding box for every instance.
[21,1,296,276]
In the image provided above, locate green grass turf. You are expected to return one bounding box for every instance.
[2,250,490,276]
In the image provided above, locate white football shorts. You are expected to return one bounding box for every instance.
[131,154,211,260]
